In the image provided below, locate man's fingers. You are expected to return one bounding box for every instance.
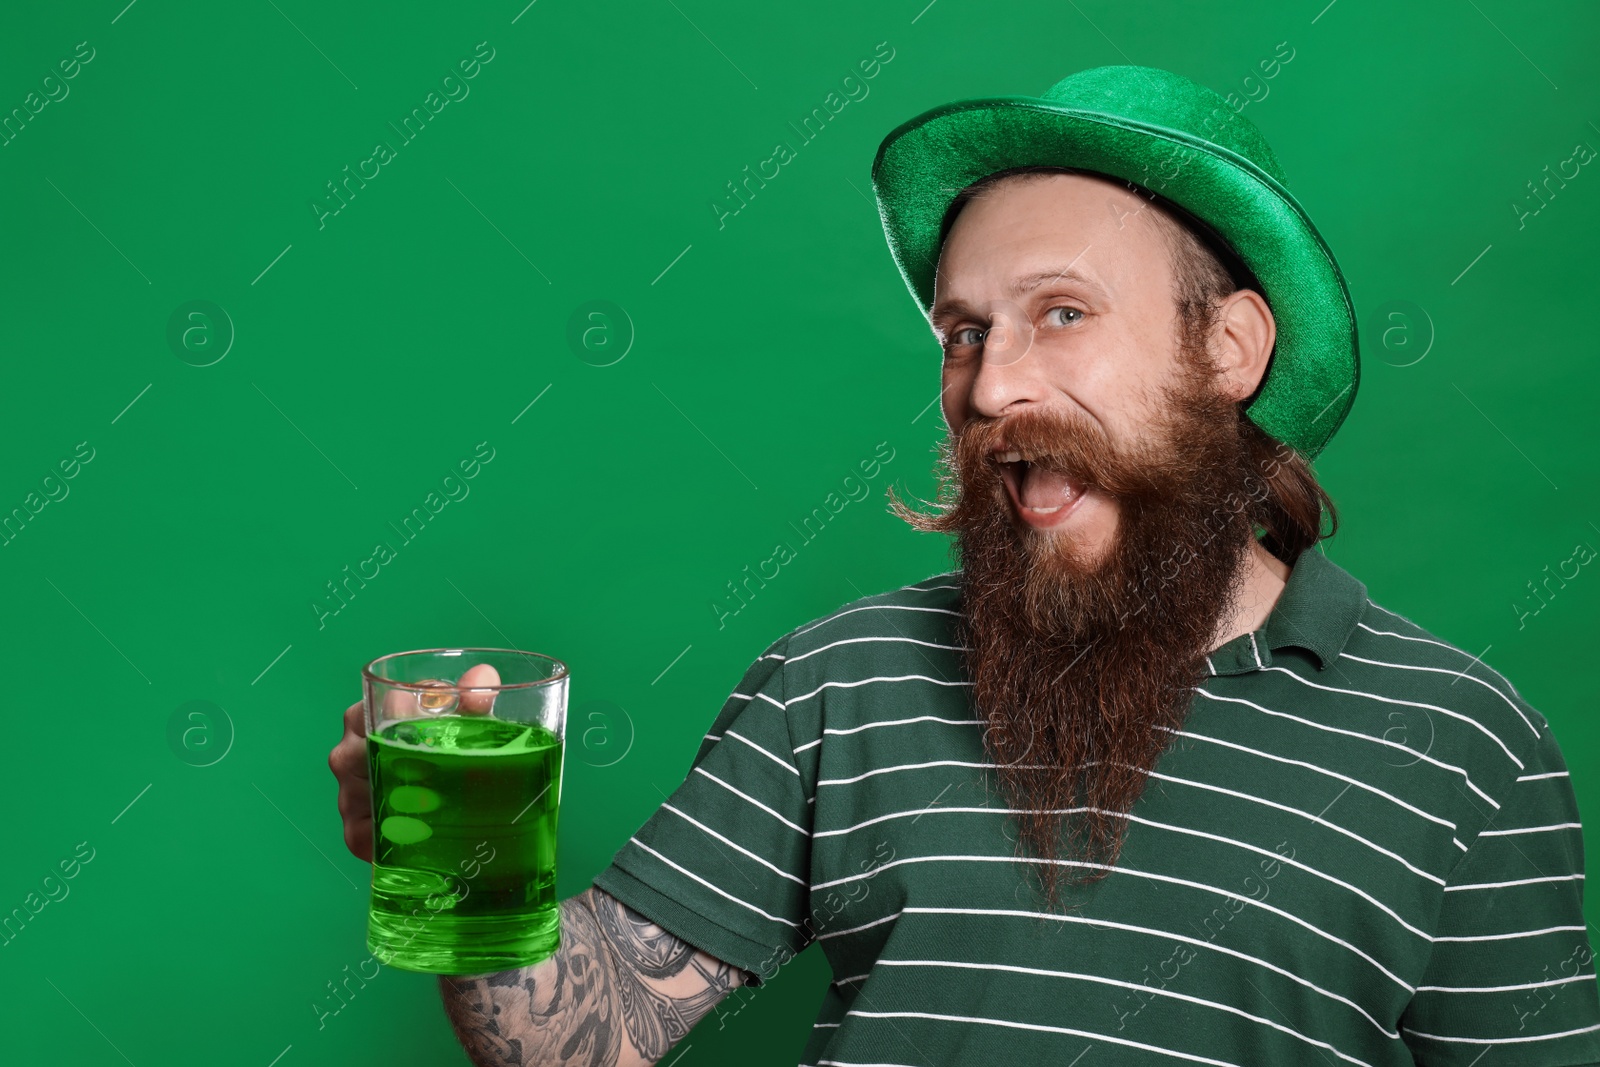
[339,661,499,866]
[337,777,370,819]
[376,667,500,719]
[344,816,373,863]
[331,701,368,781]
[329,734,368,781]
[459,662,501,714]
[336,699,374,863]
[383,685,427,720]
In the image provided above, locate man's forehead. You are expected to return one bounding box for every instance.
[934,184,1166,304]
[944,171,1158,242]
[933,261,1112,310]
[932,238,1137,313]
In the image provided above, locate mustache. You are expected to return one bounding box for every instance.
[955,405,1130,498]
[952,380,1234,504]
[891,405,1126,537]
[891,379,1228,539]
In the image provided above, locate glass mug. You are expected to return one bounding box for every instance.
[361,648,568,974]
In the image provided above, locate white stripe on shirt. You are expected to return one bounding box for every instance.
[791,603,961,640]
[1401,1021,1600,1046]
[659,802,807,885]
[873,959,1384,1067]
[889,906,1397,1035]
[1161,725,1457,830]
[692,767,807,834]
[1337,651,1538,736]
[1264,665,1523,770]
[784,635,968,666]
[784,674,972,710]
[847,1009,1250,1067]
[1195,689,1500,810]
[722,729,801,776]
[811,854,1416,991]
[626,837,801,928]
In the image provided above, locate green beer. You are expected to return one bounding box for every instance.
[366,714,563,973]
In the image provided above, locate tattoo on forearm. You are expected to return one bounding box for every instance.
[438,886,740,1066]
[590,886,739,1060]
[440,889,623,1066]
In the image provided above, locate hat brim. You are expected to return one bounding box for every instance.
[871,98,1358,460]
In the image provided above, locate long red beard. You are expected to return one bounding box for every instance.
[890,352,1262,908]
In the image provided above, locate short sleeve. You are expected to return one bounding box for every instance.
[1400,719,1600,1065]
[592,633,813,986]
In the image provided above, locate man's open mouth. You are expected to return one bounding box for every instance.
[993,449,1088,515]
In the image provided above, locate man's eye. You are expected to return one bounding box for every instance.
[1048,306,1085,326]
[948,326,985,347]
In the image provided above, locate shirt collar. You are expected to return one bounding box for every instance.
[1205,544,1368,677]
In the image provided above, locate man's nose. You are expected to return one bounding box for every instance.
[982,318,1029,363]
[968,304,1045,418]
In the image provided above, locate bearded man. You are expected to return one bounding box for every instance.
[329,65,1600,1066]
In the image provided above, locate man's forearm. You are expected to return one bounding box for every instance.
[438,885,744,1067]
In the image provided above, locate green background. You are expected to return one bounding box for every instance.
[3,0,1597,1063]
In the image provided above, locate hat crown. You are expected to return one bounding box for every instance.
[1041,65,1288,187]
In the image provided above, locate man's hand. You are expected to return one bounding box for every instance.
[330,698,375,862]
[328,664,502,863]
[332,668,743,1063]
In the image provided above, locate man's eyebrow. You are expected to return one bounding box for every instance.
[931,267,1109,326]
[1012,266,1108,296]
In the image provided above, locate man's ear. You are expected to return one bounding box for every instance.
[1210,289,1276,403]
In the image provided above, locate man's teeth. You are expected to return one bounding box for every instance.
[998,447,1081,515]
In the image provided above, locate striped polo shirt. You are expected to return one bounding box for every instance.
[594,546,1600,1066]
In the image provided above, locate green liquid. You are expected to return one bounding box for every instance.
[366,715,563,974]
